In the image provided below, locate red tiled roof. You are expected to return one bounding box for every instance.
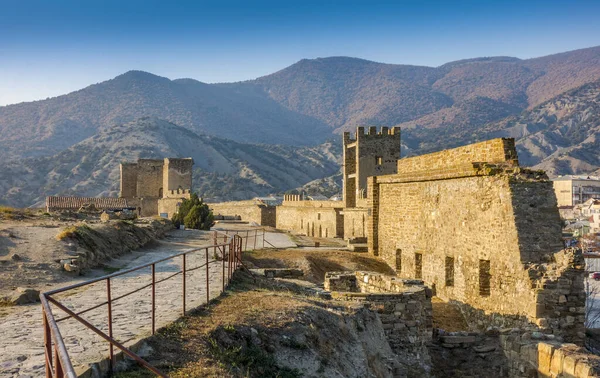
[46,196,128,211]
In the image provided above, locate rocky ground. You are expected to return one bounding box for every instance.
[0,209,172,305]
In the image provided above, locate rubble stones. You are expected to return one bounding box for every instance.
[5,287,40,305]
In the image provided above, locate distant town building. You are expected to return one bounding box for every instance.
[552,176,600,207]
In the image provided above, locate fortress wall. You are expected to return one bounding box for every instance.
[276,200,343,238]
[395,138,518,175]
[163,158,193,198]
[158,198,184,219]
[209,201,276,227]
[119,163,138,198]
[368,138,585,342]
[343,207,368,239]
[136,159,164,198]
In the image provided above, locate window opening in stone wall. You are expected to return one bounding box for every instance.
[415,253,422,279]
[319,225,322,238]
[479,260,491,297]
[376,156,383,165]
[445,257,454,287]
[317,213,321,220]
[395,249,402,272]
[158,188,163,197]
[301,219,303,229]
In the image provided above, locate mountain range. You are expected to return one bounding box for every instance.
[1,46,599,206]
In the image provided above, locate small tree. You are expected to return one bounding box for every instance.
[172,193,214,230]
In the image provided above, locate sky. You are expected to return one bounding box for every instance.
[1,0,600,106]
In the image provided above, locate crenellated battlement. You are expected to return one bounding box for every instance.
[343,126,401,144]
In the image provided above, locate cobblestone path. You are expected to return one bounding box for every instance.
[0,229,229,377]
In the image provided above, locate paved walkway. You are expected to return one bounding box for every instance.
[0,226,295,377]
[0,229,227,377]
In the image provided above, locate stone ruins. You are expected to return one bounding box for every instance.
[212,127,597,377]
[119,157,194,218]
[45,157,194,218]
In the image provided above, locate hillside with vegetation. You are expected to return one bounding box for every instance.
[0,118,340,208]
[0,46,599,204]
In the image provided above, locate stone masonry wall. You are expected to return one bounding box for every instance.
[276,200,343,238]
[368,138,586,343]
[120,163,138,198]
[395,138,518,175]
[209,200,276,227]
[342,207,368,240]
[500,332,600,377]
[325,271,432,368]
[135,159,164,198]
[162,158,193,199]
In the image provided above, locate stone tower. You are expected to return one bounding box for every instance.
[343,126,401,208]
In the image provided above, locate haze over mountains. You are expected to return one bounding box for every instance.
[1,46,599,206]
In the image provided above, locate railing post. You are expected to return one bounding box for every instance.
[151,263,156,335]
[43,309,53,378]
[182,254,186,316]
[222,242,226,291]
[206,247,210,304]
[54,346,64,378]
[107,278,114,372]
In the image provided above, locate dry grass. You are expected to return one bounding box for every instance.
[55,225,79,240]
[244,248,395,283]
[117,273,316,377]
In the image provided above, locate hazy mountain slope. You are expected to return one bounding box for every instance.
[524,46,600,107]
[0,118,340,208]
[243,57,452,132]
[1,46,600,178]
[0,71,330,160]
[481,79,600,176]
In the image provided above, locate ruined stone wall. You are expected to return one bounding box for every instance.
[500,332,600,377]
[162,158,193,198]
[120,163,138,198]
[325,271,432,367]
[276,200,343,238]
[343,207,368,240]
[368,138,585,343]
[209,200,276,227]
[135,159,164,198]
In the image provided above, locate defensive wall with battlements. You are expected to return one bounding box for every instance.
[120,158,193,217]
[366,138,585,343]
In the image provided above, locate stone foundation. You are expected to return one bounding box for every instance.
[325,271,432,364]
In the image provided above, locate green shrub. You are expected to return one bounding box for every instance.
[172,193,214,230]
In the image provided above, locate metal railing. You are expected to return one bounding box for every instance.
[40,229,261,377]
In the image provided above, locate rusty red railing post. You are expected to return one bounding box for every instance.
[54,346,64,377]
[222,242,226,291]
[107,278,114,372]
[151,263,156,335]
[182,254,186,316]
[43,309,53,377]
[206,247,210,304]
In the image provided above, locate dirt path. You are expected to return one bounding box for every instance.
[0,229,223,377]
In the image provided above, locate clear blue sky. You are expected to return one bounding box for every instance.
[1,0,599,106]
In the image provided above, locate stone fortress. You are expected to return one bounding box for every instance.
[213,127,597,376]
[119,157,194,218]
